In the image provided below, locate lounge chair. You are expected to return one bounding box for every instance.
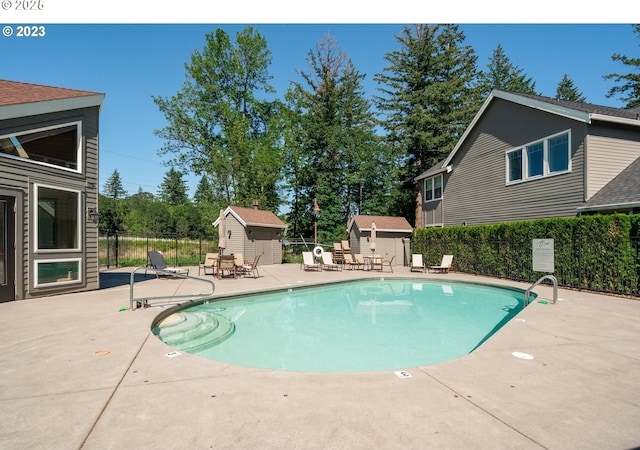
[429,255,454,273]
[302,251,322,271]
[332,243,344,264]
[239,254,261,278]
[380,255,395,273]
[198,252,218,276]
[322,252,342,271]
[147,251,190,278]
[233,253,244,270]
[218,254,237,279]
[341,240,351,253]
[354,254,366,270]
[410,254,425,273]
[343,253,360,270]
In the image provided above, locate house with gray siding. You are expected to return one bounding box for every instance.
[213,204,287,265]
[0,80,104,301]
[415,90,640,227]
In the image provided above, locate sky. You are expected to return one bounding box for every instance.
[1,4,638,198]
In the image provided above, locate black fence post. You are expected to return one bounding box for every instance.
[577,232,583,292]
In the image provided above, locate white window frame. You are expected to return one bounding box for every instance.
[0,121,82,174]
[424,174,443,202]
[506,130,571,185]
[34,258,82,288]
[33,183,82,253]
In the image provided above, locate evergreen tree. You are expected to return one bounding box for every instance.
[604,24,640,108]
[153,26,284,209]
[102,169,127,199]
[477,44,538,97]
[157,168,189,205]
[555,74,586,102]
[285,34,388,242]
[374,24,481,223]
[193,176,215,205]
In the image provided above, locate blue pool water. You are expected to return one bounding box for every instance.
[152,279,526,372]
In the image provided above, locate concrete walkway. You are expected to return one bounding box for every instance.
[1,264,639,449]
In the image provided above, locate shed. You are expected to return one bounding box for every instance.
[347,215,413,266]
[0,80,104,302]
[213,205,287,265]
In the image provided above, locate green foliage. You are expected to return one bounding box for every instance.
[413,215,640,296]
[604,24,640,108]
[556,74,586,102]
[158,168,189,205]
[102,169,127,199]
[477,43,539,97]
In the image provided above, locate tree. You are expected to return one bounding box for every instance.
[604,24,640,108]
[374,24,481,223]
[555,74,586,102]
[157,168,189,205]
[102,169,127,199]
[153,26,284,210]
[193,175,215,204]
[477,44,538,97]
[285,34,389,242]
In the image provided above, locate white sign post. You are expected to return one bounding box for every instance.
[532,239,554,273]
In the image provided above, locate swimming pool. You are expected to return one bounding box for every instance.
[152,279,527,372]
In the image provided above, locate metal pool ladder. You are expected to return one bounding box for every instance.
[524,274,558,306]
[129,266,216,310]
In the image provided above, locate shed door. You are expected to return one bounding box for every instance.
[254,231,273,265]
[0,196,16,302]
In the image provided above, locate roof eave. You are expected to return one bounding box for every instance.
[590,113,640,127]
[0,94,105,120]
[577,201,640,213]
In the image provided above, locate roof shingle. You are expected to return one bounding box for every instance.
[0,79,102,107]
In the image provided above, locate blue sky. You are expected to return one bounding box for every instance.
[1,21,638,197]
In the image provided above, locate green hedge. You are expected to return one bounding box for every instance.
[412,214,640,297]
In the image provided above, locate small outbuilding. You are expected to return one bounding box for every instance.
[347,215,413,266]
[213,205,287,265]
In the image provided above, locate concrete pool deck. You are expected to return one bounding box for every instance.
[1,263,639,449]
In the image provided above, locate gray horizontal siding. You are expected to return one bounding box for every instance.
[441,99,587,226]
[586,122,640,200]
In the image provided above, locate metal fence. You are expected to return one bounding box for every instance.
[415,235,640,298]
[99,233,218,269]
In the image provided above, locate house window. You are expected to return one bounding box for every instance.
[35,184,81,252]
[506,130,571,184]
[0,121,82,173]
[424,174,443,202]
[34,258,81,287]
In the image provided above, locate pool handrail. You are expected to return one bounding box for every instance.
[129,265,215,310]
[524,275,557,306]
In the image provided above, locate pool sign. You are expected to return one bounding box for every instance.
[532,239,554,272]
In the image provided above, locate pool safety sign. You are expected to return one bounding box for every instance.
[532,239,554,273]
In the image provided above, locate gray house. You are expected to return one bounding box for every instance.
[347,215,413,266]
[213,205,287,265]
[415,90,640,227]
[0,79,104,301]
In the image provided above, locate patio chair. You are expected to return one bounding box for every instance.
[341,240,351,253]
[198,252,218,276]
[332,243,344,264]
[302,251,321,271]
[218,255,237,279]
[147,251,189,278]
[380,255,395,273]
[234,253,244,270]
[428,254,454,273]
[239,254,261,279]
[410,254,426,273]
[322,251,342,271]
[354,254,366,270]
[343,253,360,270]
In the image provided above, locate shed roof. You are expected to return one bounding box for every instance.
[0,79,104,120]
[213,205,286,229]
[578,156,640,213]
[348,215,413,233]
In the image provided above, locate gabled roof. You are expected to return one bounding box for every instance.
[347,215,413,233]
[415,89,640,182]
[213,205,286,229]
[0,79,104,120]
[577,156,640,213]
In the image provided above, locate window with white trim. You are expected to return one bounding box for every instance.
[424,174,443,201]
[35,184,81,252]
[34,258,81,287]
[0,121,82,173]
[506,130,571,183]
